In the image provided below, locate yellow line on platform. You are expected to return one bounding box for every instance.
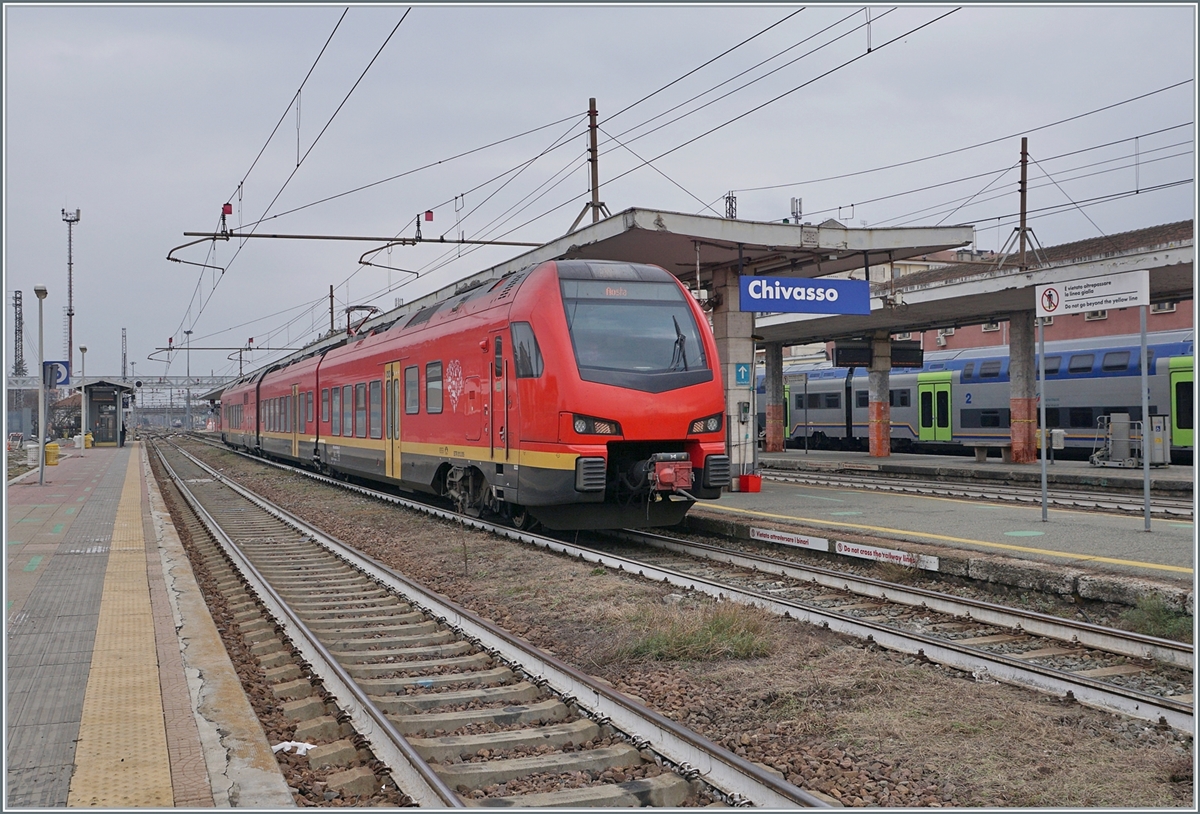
[704,504,1194,575]
[67,446,174,807]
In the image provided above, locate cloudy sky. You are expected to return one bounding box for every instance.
[4,4,1195,381]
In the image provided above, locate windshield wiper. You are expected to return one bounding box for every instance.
[669,316,689,371]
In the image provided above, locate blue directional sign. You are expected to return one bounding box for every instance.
[739,276,871,314]
[735,363,751,387]
[43,361,70,386]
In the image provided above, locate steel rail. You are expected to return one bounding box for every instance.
[609,529,1194,669]
[172,439,830,808]
[152,441,464,807]
[760,470,1194,517]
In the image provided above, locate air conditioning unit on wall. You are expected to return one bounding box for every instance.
[936,335,947,346]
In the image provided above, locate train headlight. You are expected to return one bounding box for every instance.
[689,413,723,434]
[572,414,621,435]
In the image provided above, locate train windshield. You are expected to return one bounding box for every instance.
[560,279,713,393]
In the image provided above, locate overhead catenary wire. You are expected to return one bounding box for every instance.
[727,78,1193,196]
[172,9,411,355]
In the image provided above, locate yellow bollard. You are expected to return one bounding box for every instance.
[45,442,60,466]
[84,433,93,449]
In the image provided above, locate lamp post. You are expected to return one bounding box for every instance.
[34,285,48,485]
[79,345,87,455]
[184,329,193,431]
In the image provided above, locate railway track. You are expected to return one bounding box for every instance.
[592,528,1194,733]
[758,469,1194,519]
[177,434,1191,736]
[151,437,829,808]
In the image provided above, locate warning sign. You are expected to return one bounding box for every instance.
[1036,270,1148,318]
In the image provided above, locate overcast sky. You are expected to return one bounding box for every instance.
[4,3,1196,381]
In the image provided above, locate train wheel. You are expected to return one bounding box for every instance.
[509,504,537,531]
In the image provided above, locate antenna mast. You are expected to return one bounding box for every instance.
[11,291,27,376]
[62,208,80,375]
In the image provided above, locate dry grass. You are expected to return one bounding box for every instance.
[605,601,777,662]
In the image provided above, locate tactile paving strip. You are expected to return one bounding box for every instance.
[66,451,174,807]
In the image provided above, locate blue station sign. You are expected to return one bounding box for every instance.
[739,276,871,315]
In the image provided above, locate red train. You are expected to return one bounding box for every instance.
[221,259,731,529]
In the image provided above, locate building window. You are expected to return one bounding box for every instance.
[892,332,911,341]
[1085,310,1108,321]
[938,327,955,336]
[981,322,1000,332]
[1038,316,1053,326]
[1151,302,1176,314]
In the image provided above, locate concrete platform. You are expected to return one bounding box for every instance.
[5,442,292,808]
[689,449,1195,609]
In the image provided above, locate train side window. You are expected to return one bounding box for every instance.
[1101,351,1130,372]
[935,390,950,428]
[1069,407,1094,427]
[890,389,911,407]
[307,391,314,424]
[1044,408,1061,427]
[355,383,367,438]
[511,322,544,378]
[920,391,933,428]
[405,366,420,414]
[1068,354,1094,374]
[494,336,504,378]
[321,389,330,423]
[1135,350,1154,373]
[822,393,840,409]
[962,362,974,379]
[1177,381,1194,429]
[426,362,443,414]
[285,395,292,433]
[331,388,341,435]
[856,390,868,408]
[343,385,353,436]
[369,381,382,439]
[979,360,1002,378]
[1043,356,1061,375]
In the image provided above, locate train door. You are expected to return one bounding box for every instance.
[385,362,403,480]
[917,372,953,442]
[1169,356,1193,448]
[490,332,510,460]
[290,384,300,458]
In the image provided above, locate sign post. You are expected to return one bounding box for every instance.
[1037,270,1151,529]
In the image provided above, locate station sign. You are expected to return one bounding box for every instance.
[740,276,871,314]
[43,360,70,387]
[1036,269,1149,318]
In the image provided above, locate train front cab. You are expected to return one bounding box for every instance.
[1169,356,1193,449]
[917,371,953,442]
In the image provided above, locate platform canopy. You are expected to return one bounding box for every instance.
[233,207,975,377]
[494,207,975,285]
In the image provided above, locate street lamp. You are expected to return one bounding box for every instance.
[184,329,193,431]
[79,345,87,455]
[34,285,48,485]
